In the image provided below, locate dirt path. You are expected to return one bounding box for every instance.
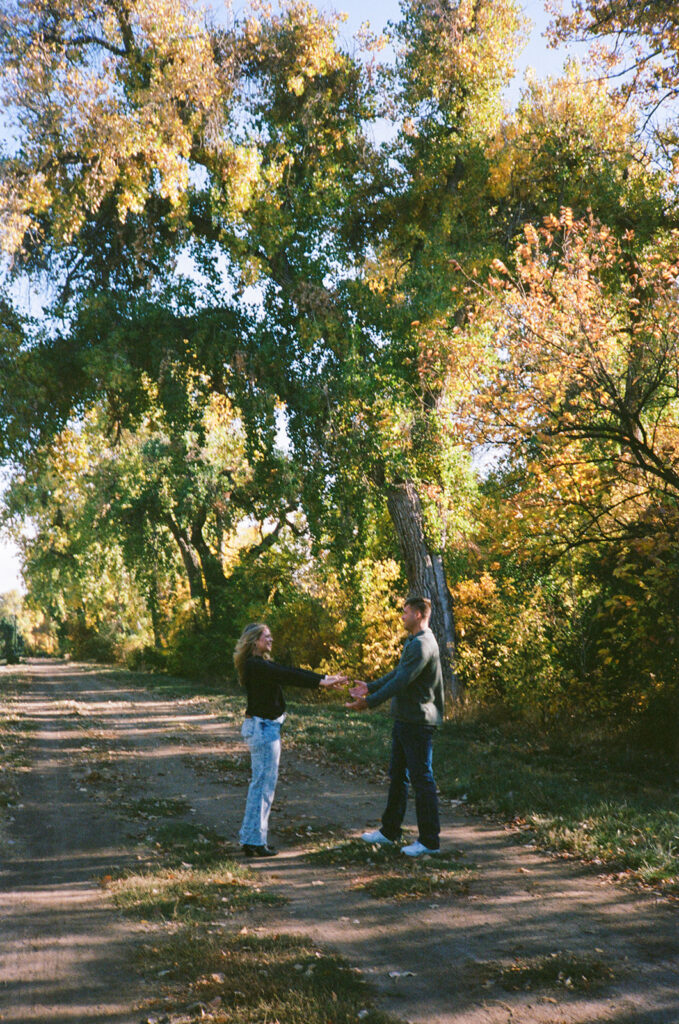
[1,659,678,1024]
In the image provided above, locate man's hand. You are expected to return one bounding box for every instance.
[349,680,368,699]
[345,696,368,711]
[319,674,349,689]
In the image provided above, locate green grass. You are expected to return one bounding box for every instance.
[109,860,284,921]
[284,702,393,776]
[110,816,282,922]
[135,925,400,1024]
[304,836,465,870]
[96,666,223,701]
[104,796,284,924]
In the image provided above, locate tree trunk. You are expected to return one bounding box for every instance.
[386,479,460,699]
[148,567,163,649]
[164,515,207,613]
[191,511,230,622]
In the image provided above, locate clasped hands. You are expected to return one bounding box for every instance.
[319,675,369,711]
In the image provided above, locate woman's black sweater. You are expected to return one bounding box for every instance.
[243,656,323,719]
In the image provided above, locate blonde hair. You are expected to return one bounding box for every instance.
[233,623,269,685]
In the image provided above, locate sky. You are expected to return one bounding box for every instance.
[0,0,586,595]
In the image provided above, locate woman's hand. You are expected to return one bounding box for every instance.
[349,680,368,699]
[319,674,349,689]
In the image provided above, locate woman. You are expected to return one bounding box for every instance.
[234,622,346,857]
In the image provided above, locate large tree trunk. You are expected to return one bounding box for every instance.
[386,479,460,699]
[164,514,208,613]
[191,511,230,622]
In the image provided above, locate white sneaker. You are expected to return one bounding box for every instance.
[401,840,439,857]
[360,829,393,845]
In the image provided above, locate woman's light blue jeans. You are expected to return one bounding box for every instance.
[238,716,283,847]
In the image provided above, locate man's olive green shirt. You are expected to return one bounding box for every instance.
[365,627,444,726]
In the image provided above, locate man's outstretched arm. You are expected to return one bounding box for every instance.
[364,639,428,708]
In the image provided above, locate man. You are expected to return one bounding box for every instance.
[346,595,444,857]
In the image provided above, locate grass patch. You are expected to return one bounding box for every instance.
[0,671,31,697]
[305,839,472,900]
[0,710,34,775]
[0,681,37,812]
[479,950,617,993]
[135,925,399,1024]
[276,821,350,843]
[148,821,237,869]
[164,727,207,746]
[357,867,471,900]
[185,752,250,779]
[96,666,225,702]
[0,683,37,854]
[284,702,392,779]
[305,837,466,869]
[127,795,193,819]
[304,838,405,867]
[109,861,284,922]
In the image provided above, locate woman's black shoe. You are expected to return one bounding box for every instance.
[242,844,277,858]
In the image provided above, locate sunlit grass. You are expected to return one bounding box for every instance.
[109,861,284,922]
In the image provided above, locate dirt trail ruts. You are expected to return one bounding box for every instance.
[1,659,678,1024]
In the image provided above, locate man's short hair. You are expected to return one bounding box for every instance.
[404,595,432,619]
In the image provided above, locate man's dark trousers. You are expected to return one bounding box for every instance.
[380,719,440,850]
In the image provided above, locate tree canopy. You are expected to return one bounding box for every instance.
[0,0,677,743]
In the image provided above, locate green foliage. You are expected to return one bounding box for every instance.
[450,541,679,750]
[487,64,667,239]
[1,0,679,742]
[0,611,22,663]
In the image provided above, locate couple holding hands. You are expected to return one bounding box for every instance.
[233,596,445,859]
